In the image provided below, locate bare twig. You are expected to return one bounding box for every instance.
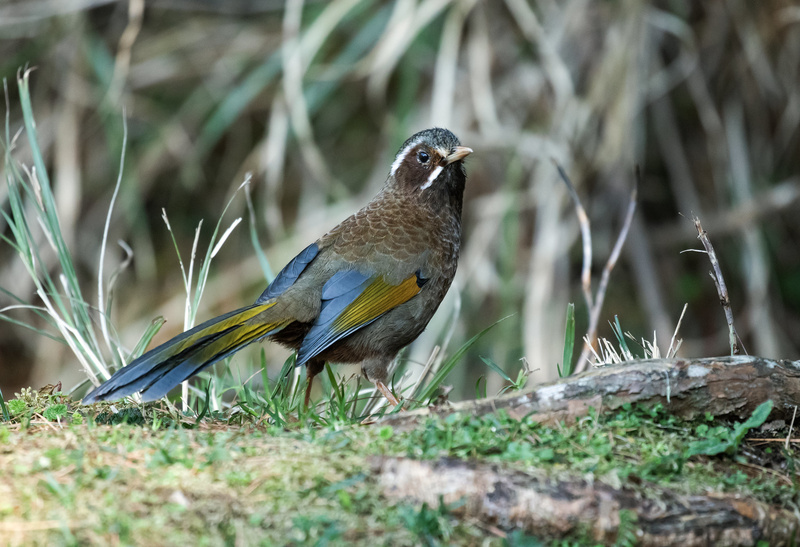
[583,173,638,367]
[553,161,593,309]
[557,163,638,373]
[691,216,742,355]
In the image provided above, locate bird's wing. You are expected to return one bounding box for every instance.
[296,269,424,365]
[255,243,320,303]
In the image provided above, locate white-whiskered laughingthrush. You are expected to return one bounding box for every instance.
[83,128,472,407]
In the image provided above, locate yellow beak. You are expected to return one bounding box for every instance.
[442,146,473,165]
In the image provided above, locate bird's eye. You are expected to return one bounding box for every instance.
[417,151,430,164]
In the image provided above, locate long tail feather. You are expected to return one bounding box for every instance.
[83,302,289,403]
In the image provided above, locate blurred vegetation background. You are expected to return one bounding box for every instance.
[1,0,799,400]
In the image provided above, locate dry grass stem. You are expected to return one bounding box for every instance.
[690,216,742,356]
[554,161,593,310]
[786,405,797,451]
[666,303,687,359]
[556,162,638,373]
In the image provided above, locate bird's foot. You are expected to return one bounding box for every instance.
[374,380,401,407]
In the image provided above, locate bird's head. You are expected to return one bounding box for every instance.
[387,128,472,204]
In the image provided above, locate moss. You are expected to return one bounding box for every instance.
[2,395,798,544]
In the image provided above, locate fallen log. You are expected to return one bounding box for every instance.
[388,356,800,428]
[372,456,800,546]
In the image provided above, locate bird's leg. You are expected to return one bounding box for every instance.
[374,380,400,407]
[304,360,325,407]
[362,357,401,407]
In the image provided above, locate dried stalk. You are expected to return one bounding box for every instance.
[691,216,742,355]
[555,163,639,373]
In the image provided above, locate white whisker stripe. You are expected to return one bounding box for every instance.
[420,165,443,190]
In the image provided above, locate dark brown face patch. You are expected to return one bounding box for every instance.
[393,144,446,192]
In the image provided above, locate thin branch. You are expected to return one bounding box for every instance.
[553,161,593,309]
[574,167,639,373]
[692,216,742,355]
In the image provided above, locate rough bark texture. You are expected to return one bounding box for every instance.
[388,356,800,429]
[375,356,800,543]
[372,457,800,546]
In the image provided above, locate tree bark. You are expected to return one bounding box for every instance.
[388,356,800,429]
[372,456,799,546]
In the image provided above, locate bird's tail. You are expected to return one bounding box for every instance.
[83,301,291,403]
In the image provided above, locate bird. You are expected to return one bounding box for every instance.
[83,127,472,407]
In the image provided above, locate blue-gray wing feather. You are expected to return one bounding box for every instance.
[296,269,376,366]
[256,243,319,303]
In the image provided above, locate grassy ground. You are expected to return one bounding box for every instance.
[1,387,796,546]
[2,3,799,544]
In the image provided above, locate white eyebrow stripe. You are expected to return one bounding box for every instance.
[420,165,443,190]
[390,142,417,177]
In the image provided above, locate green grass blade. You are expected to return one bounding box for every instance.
[271,353,297,402]
[479,355,512,383]
[195,381,213,424]
[0,311,67,345]
[417,316,510,404]
[18,72,95,343]
[128,317,167,363]
[189,179,249,324]
[245,182,274,283]
[0,386,9,422]
[195,54,281,158]
[323,363,348,419]
[259,349,271,394]
[558,303,576,378]
[612,315,632,359]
